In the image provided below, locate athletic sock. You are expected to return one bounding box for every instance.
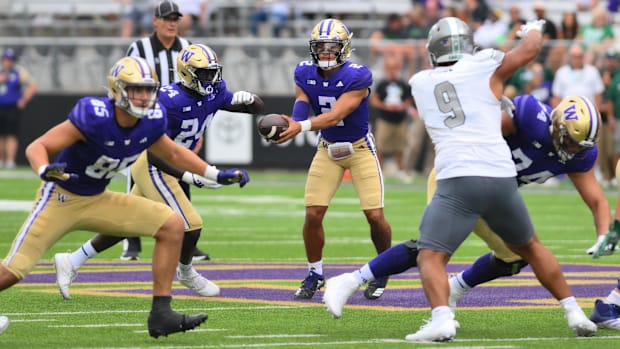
[461,252,504,287]
[367,243,416,279]
[353,264,374,285]
[308,260,323,275]
[69,240,98,268]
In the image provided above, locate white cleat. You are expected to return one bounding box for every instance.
[448,274,468,314]
[566,308,598,337]
[323,273,361,319]
[405,317,457,342]
[53,253,78,300]
[0,316,8,335]
[177,267,220,297]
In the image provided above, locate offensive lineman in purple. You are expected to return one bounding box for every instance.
[508,94,597,185]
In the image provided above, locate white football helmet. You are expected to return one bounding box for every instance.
[426,17,475,67]
[177,44,222,95]
[309,19,353,70]
[550,96,601,162]
[107,56,159,119]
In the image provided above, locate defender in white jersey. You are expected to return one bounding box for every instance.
[406,17,596,342]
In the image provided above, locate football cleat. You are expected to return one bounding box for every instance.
[364,276,388,300]
[53,253,78,300]
[405,317,457,342]
[120,250,140,261]
[192,248,211,261]
[177,267,220,297]
[147,310,207,338]
[323,273,361,318]
[589,299,620,330]
[592,224,619,258]
[0,316,8,335]
[566,308,597,337]
[294,271,325,300]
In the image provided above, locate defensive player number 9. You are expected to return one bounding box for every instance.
[434,81,465,129]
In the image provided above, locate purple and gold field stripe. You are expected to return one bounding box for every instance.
[23,262,619,310]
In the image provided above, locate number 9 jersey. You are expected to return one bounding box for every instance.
[56,97,167,195]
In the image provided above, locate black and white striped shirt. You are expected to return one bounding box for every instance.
[126,33,191,86]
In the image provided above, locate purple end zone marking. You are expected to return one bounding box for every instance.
[25,262,619,309]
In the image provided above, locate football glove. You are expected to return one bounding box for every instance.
[516,19,546,38]
[501,95,515,118]
[38,162,78,183]
[593,220,620,258]
[181,171,222,189]
[217,168,250,188]
[231,91,255,105]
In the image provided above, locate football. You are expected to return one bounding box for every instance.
[257,114,289,141]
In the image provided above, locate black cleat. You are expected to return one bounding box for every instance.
[364,276,388,300]
[192,248,211,261]
[294,271,325,300]
[148,310,208,338]
[120,250,140,261]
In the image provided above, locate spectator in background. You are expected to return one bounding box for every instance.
[502,4,526,42]
[120,0,155,38]
[178,0,209,36]
[604,50,620,173]
[370,57,413,182]
[599,50,619,187]
[523,62,553,105]
[0,48,37,169]
[249,0,291,37]
[533,2,558,40]
[369,13,416,76]
[578,7,615,63]
[464,0,490,28]
[473,8,508,49]
[560,11,580,40]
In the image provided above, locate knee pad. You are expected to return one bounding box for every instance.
[490,254,528,276]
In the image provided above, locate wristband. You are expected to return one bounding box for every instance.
[181,171,194,184]
[300,120,312,132]
[203,165,220,181]
[291,100,310,121]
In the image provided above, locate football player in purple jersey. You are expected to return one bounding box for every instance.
[323,93,605,332]
[274,19,393,301]
[53,44,262,300]
[0,56,250,338]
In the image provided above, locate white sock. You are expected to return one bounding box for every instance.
[606,289,620,306]
[454,272,471,291]
[308,260,323,275]
[353,264,374,285]
[68,240,98,268]
[559,296,581,314]
[431,306,454,321]
[178,262,192,272]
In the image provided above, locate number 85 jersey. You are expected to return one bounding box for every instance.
[410,48,515,180]
[56,97,167,196]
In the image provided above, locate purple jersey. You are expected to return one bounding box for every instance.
[158,81,233,150]
[57,97,167,195]
[294,60,372,142]
[508,94,597,185]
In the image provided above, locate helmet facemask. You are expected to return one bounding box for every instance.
[185,64,222,95]
[309,19,353,71]
[117,82,159,119]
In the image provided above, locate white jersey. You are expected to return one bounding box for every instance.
[409,49,516,180]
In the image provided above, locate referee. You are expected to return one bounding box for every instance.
[122,0,209,261]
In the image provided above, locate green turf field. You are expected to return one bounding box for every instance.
[0,168,619,348]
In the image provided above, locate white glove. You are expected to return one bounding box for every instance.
[500,95,515,118]
[516,19,545,38]
[182,172,222,189]
[232,91,255,105]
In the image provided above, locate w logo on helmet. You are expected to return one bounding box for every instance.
[111,64,124,77]
[564,104,578,121]
[180,50,195,63]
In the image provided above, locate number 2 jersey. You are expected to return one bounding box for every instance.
[509,94,597,185]
[410,49,515,180]
[294,60,372,143]
[56,97,166,196]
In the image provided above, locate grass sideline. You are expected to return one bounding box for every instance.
[0,168,619,348]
